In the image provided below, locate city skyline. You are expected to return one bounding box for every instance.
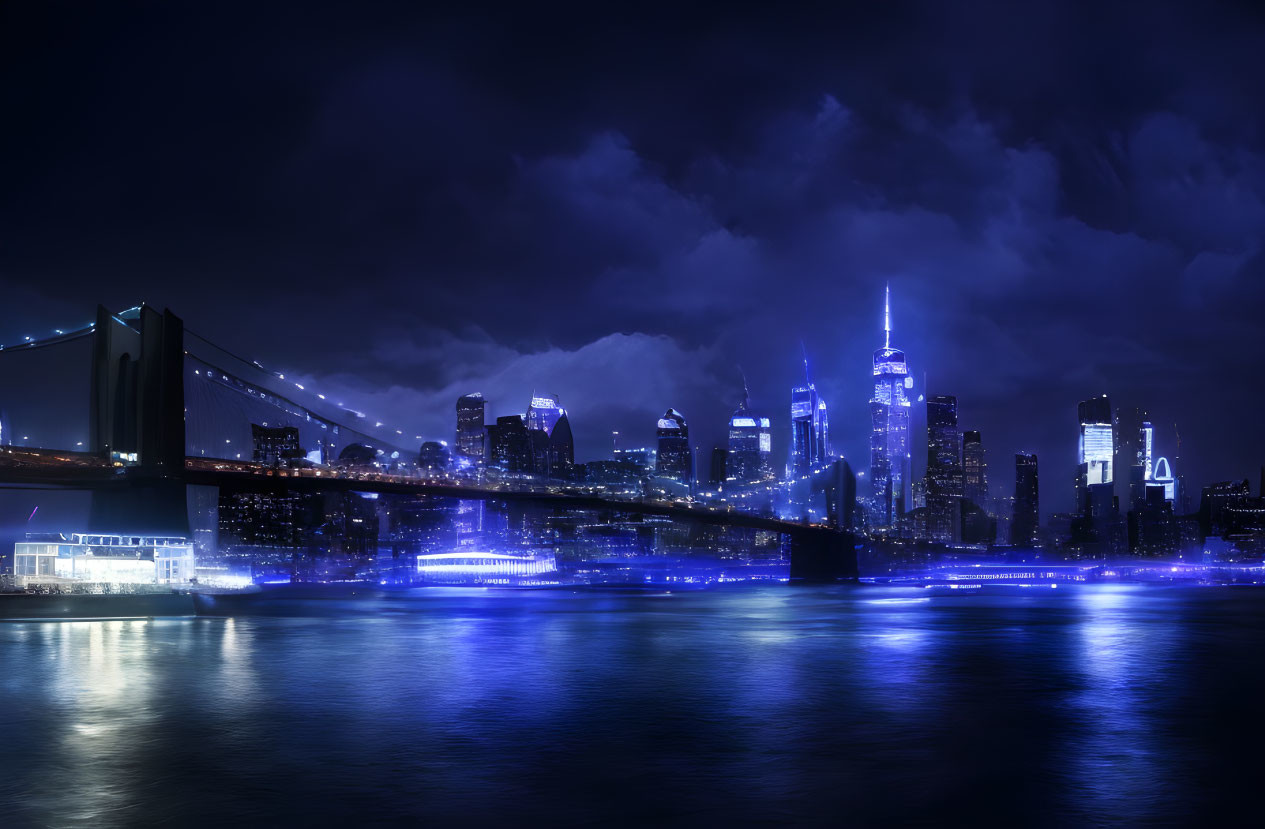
[3,2,1264,514]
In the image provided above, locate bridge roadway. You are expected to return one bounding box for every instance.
[0,448,857,580]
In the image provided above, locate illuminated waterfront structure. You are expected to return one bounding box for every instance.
[655,408,692,482]
[726,384,772,484]
[870,284,912,527]
[924,395,962,543]
[455,393,486,461]
[963,430,987,507]
[1012,452,1040,546]
[415,551,557,583]
[525,393,564,436]
[789,350,830,476]
[13,533,195,587]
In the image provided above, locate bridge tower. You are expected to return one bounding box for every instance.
[88,304,189,535]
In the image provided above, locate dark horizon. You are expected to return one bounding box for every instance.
[3,2,1264,516]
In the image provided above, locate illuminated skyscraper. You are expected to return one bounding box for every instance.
[655,408,692,482]
[1012,452,1040,546]
[1076,395,1114,513]
[924,395,962,543]
[546,412,575,479]
[870,284,912,527]
[790,349,830,476]
[455,393,486,460]
[525,393,564,436]
[962,430,987,507]
[727,384,772,483]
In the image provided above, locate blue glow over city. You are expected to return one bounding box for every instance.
[3,3,1265,825]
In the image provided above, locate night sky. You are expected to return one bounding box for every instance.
[2,2,1264,514]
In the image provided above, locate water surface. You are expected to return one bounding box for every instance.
[2,585,1263,826]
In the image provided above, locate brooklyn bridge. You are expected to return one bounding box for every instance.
[0,304,857,581]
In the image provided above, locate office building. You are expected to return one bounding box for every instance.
[924,395,962,543]
[790,351,830,476]
[525,393,564,436]
[962,430,987,508]
[655,408,692,482]
[456,394,486,460]
[1013,452,1040,546]
[870,285,912,527]
[727,385,772,484]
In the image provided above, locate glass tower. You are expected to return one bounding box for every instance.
[525,393,564,436]
[870,284,912,527]
[455,393,486,461]
[924,394,962,543]
[790,350,830,477]
[655,408,692,483]
[1077,395,1114,512]
[727,386,772,484]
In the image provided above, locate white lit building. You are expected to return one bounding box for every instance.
[13,533,196,588]
[415,551,557,583]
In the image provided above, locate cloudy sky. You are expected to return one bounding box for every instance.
[2,2,1264,513]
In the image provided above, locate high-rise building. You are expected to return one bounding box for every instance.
[456,394,486,461]
[655,408,692,482]
[962,430,987,507]
[486,415,530,473]
[251,424,302,466]
[1012,452,1040,546]
[547,412,575,479]
[1076,395,1114,509]
[726,386,772,484]
[525,394,564,436]
[924,395,963,543]
[790,351,830,476]
[870,284,912,527]
[709,446,728,489]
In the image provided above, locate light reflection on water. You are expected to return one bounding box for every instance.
[1,585,1262,826]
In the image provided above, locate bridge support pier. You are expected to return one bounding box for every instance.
[788,530,858,582]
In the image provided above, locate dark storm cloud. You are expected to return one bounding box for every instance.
[2,1,1264,512]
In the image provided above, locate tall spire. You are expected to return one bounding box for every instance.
[800,340,811,385]
[884,282,892,349]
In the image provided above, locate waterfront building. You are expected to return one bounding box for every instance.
[924,394,963,543]
[655,408,692,483]
[709,446,728,489]
[615,445,657,476]
[790,351,830,476]
[870,284,912,527]
[525,393,564,436]
[13,533,195,587]
[1012,452,1040,546]
[456,393,486,461]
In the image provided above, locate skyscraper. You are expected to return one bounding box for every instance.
[1076,395,1114,509]
[727,384,772,484]
[790,349,830,476]
[1013,452,1040,546]
[962,430,987,508]
[546,412,575,479]
[525,393,564,436]
[456,393,486,461]
[655,408,692,482]
[870,284,912,527]
[486,415,530,473]
[924,395,963,543]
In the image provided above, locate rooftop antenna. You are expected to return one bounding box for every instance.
[884,282,892,349]
[800,340,811,385]
[738,366,751,409]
